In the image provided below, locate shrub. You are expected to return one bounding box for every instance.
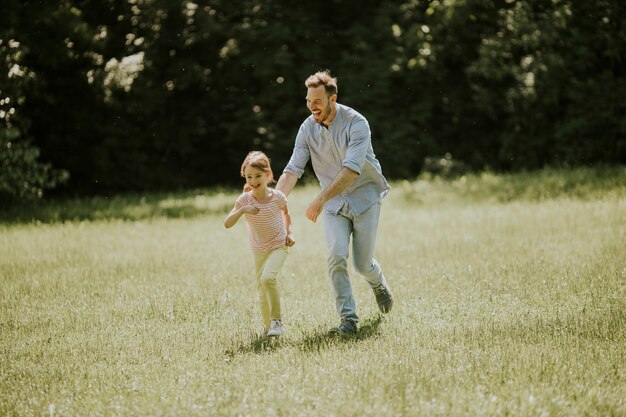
[0,127,68,203]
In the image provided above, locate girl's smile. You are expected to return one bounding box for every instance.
[244,165,271,200]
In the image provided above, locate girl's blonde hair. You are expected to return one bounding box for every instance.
[240,151,274,192]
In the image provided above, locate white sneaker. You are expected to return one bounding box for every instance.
[267,319,285,337]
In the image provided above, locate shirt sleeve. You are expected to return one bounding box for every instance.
[342,116,370,175]
[283,123,310,178]
[234,193,247,210]
[275,190,288,211]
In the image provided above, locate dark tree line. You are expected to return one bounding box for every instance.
[1,0,625,200]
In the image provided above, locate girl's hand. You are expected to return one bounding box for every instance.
[285,234,296,247]
[241,204,260,215]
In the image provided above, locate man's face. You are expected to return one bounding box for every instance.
[306,85,336,125]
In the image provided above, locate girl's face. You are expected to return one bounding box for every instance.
[244,165,271,193]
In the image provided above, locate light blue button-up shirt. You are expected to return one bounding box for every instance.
[283,103,390,216]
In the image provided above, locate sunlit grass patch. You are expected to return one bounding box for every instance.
[0,188,236,223]
[396,164,626,206]
[1,166,624,416]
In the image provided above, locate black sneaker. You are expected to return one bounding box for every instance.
[329,318,357,335]
[373,283,393,313]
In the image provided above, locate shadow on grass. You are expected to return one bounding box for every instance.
[0,189,236,224]
[299,315,384,353]
[225,334,286,358]
[225,315,385,358]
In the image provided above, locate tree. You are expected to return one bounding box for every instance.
[0,3,68,202]
[2,0,624,200]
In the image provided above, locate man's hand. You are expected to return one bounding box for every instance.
[305,167,358,223]
[285,233,296,247]
[305,197,325,223]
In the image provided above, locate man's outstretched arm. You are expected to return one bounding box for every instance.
[276,172,298,196]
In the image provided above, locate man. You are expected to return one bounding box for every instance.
[276,70,393,335]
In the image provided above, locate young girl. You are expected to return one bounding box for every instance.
[224,151,295,338]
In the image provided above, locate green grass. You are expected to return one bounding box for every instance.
[1,166,625,416]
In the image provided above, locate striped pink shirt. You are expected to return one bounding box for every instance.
[235,189,287,253]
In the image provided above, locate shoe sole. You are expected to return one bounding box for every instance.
[328,326,357,335]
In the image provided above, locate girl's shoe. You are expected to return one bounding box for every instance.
[267,319,285,337]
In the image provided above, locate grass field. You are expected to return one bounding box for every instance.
[1,166,625,416]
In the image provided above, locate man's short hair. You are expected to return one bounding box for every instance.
[305,70,338,97]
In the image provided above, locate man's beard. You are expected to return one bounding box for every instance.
[317,104,331,124]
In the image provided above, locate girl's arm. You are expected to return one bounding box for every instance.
[224,204,259,228]
[282,205,296,247]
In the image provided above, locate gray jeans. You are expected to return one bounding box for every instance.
[322,201,387,323]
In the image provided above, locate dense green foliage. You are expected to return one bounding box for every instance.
[0,29,69,203]
[1,0,624,197]
[0,128,68,202]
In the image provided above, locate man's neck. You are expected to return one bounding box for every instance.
[322,104,337,128]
